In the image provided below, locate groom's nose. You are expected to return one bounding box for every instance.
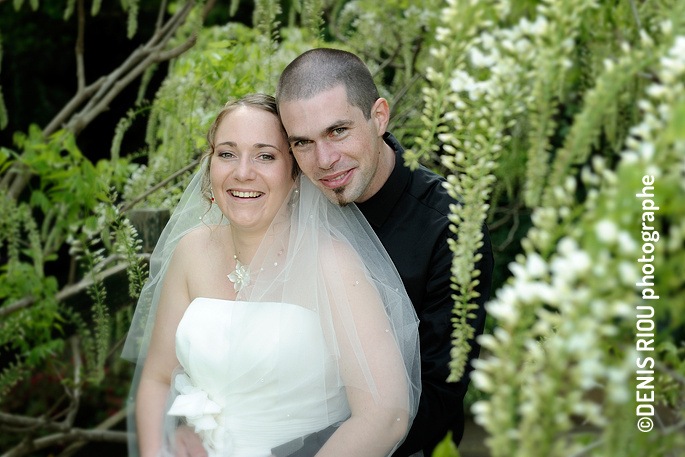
[315,142,341,170]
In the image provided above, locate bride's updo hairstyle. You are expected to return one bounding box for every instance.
[200,93,299,206]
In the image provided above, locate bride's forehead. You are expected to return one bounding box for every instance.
[216,108,286,142]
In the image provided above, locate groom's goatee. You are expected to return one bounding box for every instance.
[333,186,350,207]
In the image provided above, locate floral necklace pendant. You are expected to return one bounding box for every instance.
[228,255,250,292]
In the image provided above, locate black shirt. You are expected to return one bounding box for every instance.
[356,132,494,456]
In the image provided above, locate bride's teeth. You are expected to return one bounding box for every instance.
[231,191,263,198]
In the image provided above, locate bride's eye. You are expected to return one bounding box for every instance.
[218,151,235,158]
[258,153,275,161]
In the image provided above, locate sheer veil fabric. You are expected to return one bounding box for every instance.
[123,162,421,456]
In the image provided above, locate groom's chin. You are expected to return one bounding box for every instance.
[332,186,352,207]
[315,184,352,207]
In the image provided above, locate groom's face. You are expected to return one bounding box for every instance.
[279,85,385,206]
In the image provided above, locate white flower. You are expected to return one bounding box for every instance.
[525,253,548,278]
[610,300,632,318]
[486,297,520,327]
[618,261,638,285]
[471,370,495,392]
[639,142,656,160]
[557,237,579,256]
[595,220,618,244]
[617,230,638,254]
[471,401,491,425]
[509,261,529,281]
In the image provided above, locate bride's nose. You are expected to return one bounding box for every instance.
[234,156,257,181]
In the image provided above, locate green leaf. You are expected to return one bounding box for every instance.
[29,190,50,213]
[208,40,235,49]
[63,0,76,19]
[0,86,8,131]
[29,0,38,11]
[91,0,102,15]
[665,101,685,142]
[432,431,460,457]
[229,0,240,17]
[13,0,25,11]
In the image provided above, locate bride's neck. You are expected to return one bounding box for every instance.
[229,227,266,265]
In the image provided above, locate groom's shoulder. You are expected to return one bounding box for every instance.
[404,163,455,219]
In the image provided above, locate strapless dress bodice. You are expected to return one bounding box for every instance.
[169,297,350,457]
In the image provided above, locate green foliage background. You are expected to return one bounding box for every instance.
[1,0,684,456]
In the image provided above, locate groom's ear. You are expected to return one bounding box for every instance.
[370,98,390,135]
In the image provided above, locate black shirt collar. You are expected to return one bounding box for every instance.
[356,132,410,228]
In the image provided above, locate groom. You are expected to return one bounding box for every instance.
[275,49,494,456]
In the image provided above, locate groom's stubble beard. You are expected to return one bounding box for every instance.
[333,186,350,207]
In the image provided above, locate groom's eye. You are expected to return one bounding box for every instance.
[293,140,311,148]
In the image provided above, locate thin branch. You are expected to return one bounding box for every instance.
[155,0,169,32]
[326,10,405,70]
[1,429,128,457]
[42,77,106,137]
[655,361,685,386]
[371,41,402,78]
[389,73,422,119]
[388,97,423,132]
[64,337,81,428]
[496,208,520,251]
[629,0,643,31]
[155,32,198,62]
[0,254,151,319]
[66,1,197,136]
[105,333,128,361]
[202,0,219,20]
[567,438,604,457]
[120,158,200,212]
[55,409,127,457]
[75,0,86,92]
[0,412,66,432]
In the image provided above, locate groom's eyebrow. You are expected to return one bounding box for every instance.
[288,120,354,144]
[326,120,354,133]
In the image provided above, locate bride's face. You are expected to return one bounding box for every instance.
[210,106,294,234]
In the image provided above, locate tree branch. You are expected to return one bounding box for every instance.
[0,253,151,319]
[76,0,86,93]
[326,10,405,70]
[42,77,106,137]
[1,428,128,457]
[56,409,127,457]
[120,158,199,212]
[155,0,169,33]
[66,0,196,136]
[64,337,81,428]
[4,0,208,199]
[371,40,402,78]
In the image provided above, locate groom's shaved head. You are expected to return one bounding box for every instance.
[275,48,380,120]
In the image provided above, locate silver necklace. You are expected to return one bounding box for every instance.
[227,255,250,292]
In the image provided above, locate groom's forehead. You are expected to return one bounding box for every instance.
[280,88,363,131]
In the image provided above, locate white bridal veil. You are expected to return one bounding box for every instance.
[122,162,421,456]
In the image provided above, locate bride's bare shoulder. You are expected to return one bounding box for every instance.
[173,225,231,260]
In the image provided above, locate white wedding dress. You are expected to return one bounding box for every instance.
[167,297,352,457]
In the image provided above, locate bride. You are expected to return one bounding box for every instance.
[122,94,421,457]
